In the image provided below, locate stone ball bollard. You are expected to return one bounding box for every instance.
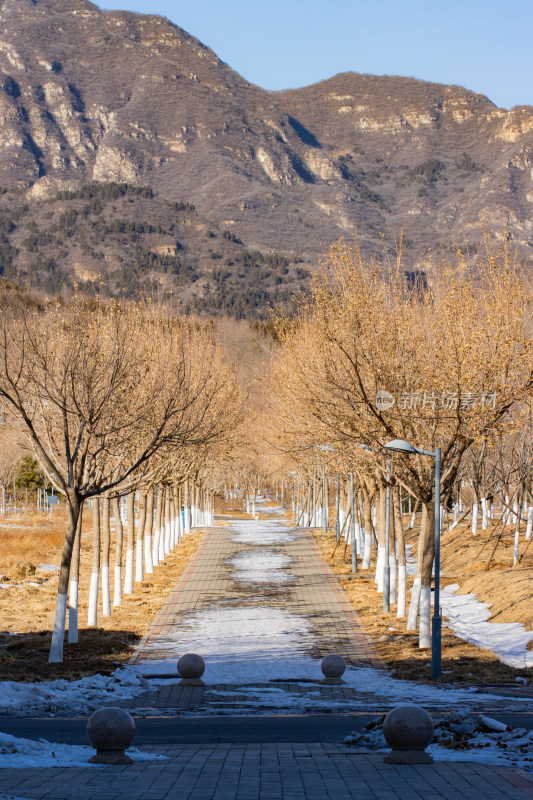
[177,653,205,685]
[87,707,135,765]
[320,654,346,685]
[383,704,434,764]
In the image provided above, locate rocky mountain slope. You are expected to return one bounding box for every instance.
[0,0,532,314]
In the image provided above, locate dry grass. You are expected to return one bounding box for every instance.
[0,509,65,575]
[0,503,206,681]
[311,518,533,685]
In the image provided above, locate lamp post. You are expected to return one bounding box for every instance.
[383,458,391,612]
[384,439,442,680]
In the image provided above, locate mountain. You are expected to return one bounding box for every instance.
[0,0,532,315]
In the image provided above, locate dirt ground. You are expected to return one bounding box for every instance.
[311,513,533,685]
[0,502,206,681]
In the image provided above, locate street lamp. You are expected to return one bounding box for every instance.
[383,457,391,612]
[384,439,442,680]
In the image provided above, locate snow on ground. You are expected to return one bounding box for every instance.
[404,545,533,668]
[135,597,529,708]
[229,549,294,584]
[344,708,533,773]
[135,604,317,682]
[440,584,533,669]
[231,520,295,546]
[0,731,166,768]
[0,669,148,717]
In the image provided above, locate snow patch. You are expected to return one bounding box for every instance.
[440,584,533,668]
[229,549,294,584]
[0,669,148,717]
[0,731,166,768]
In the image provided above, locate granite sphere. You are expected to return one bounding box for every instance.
[320,654,346,679]
[383,704,434,751]
[177,653,206,679]
[87,707,135,763]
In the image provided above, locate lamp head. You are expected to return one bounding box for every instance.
[384,439,418,455]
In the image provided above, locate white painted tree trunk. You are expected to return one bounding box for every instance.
[164,489,171,555]
[112,497,123,607]
[87,498,100,628]
[362,533,372,569]
[49,592,68,663]
[481,497,488,529]
[87,572,99,627]
[152,486,162,567]
[124,492,135,594]
[101,496,111,617]
[397,564,407,618]
[101,565,110,617]
[136,493,146,583]
[184,483,191,533]
[526,507,533,541]
[169,490,176,549]
[159,487,167,560]
[418,584,432,648]
[144,489,154,574]
[407,576,421,630]
[67,508,82,644]
[514,525,520,566]
[471,502,479,535]
[114,565,122,607]
[68,579,79,644]
[503,495,510,526]
[389,553,397,606]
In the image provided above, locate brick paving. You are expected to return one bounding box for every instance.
[0,745,532,800]
[131,518,380,678]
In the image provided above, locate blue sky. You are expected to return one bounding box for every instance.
[96,0,532,110]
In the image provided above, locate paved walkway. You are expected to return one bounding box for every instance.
[128,513,381,710]
[1,745,532,800]
[2,511,533,798]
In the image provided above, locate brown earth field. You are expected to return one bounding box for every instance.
[311,513,533,685]
[0,499,531,686]
[0,502,207,682]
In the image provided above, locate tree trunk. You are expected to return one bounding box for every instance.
[164,486,171,556]
[153,485,163,565]
[87,498,100,627]
[388,490,397,606]
[393,486,406,617]
[184,480,191,534]
[101,495,111,616]
[362,487,373,569]
[124,492,135,593]
[112,496,124,607]
[407,504,427,631]
[68,502,83,645]
[375,486,386,591]
[49,493,82,663]
[144,487,154,574]
[418,503,435,649]
[136,491,147,583]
